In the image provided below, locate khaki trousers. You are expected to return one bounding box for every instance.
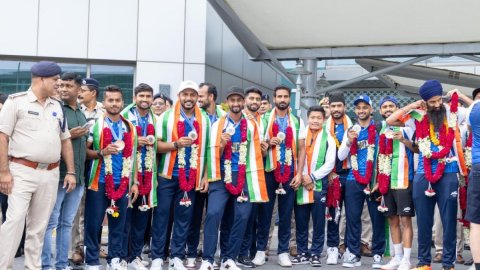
[340,200,372,246]
[0,163,59,270]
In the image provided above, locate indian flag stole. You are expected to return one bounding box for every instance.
[88,115,138,192]
[296,127,328,205]
[156,101,210,190]
[121,104,158,207]
[208,116,268,202]
[263,109,301,173]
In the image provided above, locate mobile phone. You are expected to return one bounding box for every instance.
[82,121,93,129]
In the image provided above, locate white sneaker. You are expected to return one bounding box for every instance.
[372,254,383,269]
[252,251,266,266]
[396,257,411,270]
[199,260,214,270]
[278,253,292,267]
[381,256,402,270]
[108,258,128,270]
[86,265,103,270]
[185,258,196,268]
[220,259,241,270]
[150,258,164,270]
[129,257,148,270]
[326,247,339,265]
[342,250,361,268]
[169,257,187,270]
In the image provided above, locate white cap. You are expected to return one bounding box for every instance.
[178,80,199,93]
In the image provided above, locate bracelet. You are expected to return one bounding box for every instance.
[173,142,179,149]
[66,172,76,176]
[97,150,103,157]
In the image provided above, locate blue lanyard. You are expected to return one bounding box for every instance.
[209,113,218,124]
[276,115,289,132]
[105,117,123,141]
[133,108,149,136]
[226,114,242,131]
[180,108,196,131]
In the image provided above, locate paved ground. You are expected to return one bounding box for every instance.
[13,219,475,270]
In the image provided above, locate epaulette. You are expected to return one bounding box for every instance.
[8,92,27,99]
[50,96,61,102]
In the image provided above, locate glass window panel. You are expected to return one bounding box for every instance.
[58,63,87,78]
[90,64,135,105]
[0,60,36,95]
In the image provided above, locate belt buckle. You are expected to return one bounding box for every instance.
[37,163,49,170]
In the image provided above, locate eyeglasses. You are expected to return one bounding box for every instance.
[152,102,165,106]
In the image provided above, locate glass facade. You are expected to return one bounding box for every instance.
[0,60,134,105]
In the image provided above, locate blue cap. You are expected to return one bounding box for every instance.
[262,94,269,101]
[82,78,99,89]
[30,61,62,77]
[379,96,400,108]
[419,80,443,101]
[353,95,372,107]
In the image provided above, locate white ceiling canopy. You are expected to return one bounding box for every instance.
[210,0,480,60]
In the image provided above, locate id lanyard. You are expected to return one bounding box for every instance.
[105,117,124,141]
[225,113,242,132]
[276,114,289,132]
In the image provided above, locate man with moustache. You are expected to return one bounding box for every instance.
[199,87,268,270]
[185,82,225,268]
[337,95,385,268]
[292,105,336,266]
[41,73,89,270]
[152,93,169,117]
[252,85,306,267]
[259,94,271,115]
[322,91,353,264]
[387,80,472,270]
[373,96,416,270]
[150,81,210,270]
[71,77,106,264]
[121,83,158,269]
[84,85,139,270]
[237,86,269,267]
[0,61,75,270]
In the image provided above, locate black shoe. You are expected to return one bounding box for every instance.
[237,256,256,268]
[310,255,322,267]
[291,253,310,265]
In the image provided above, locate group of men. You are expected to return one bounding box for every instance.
[0,60,479,270]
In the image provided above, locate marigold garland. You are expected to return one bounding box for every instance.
[177,120,200,206]
[103,125,133,218]
[349,124,377,185]
[272,122,293,194]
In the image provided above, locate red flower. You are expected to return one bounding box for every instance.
[272,122,293,184]
[326,175,341,208]
[350,124,376,185]
[377,133,393,195]
[177,120,199,192]
[103,126,132,202]
[224,118,248,196]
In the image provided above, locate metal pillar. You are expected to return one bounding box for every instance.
[317,55,435,93]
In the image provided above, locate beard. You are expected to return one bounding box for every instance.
[246,103,259,112]
[427,104,447,129]
[275,102,289,110]
[199,100,210,110]
[230,106,242,113]
[331,111,344,120]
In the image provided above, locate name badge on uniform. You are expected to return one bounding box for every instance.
[28,110,39,116]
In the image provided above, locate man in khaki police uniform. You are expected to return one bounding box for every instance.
[0,61,76,270]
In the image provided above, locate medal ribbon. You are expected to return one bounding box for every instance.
[134,108,149,136]
[105,117,124,141]
[224,113,242,133]
[180,108,196,131]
